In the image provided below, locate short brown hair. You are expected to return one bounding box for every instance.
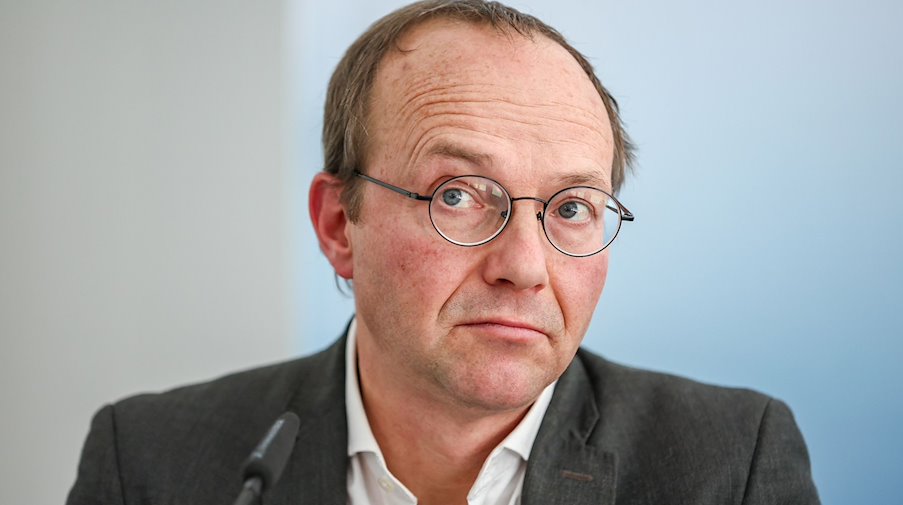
[323,0,635,222]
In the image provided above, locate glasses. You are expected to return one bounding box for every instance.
[354,171,634,257]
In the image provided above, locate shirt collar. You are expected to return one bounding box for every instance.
[345,317,557,461]
[345,318,383,457]
[496,376,555,461]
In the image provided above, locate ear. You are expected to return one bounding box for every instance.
[309,172,354,279]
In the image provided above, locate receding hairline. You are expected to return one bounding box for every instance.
[362,16,579,160]
[391,14,546,51]
[322,0,635,224]
[381,17,599,83]
[365,18,613,167]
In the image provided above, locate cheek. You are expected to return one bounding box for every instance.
[353,217,460,312]
[556,253,609,332]
[395,239,465,308]
[394,238,440,273]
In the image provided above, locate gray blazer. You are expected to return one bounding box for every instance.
[67,334,820,504]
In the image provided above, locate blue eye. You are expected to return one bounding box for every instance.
[439,187,476,208]
[555,201,591,222]
[559,202,578,218]
[442,188,463,206]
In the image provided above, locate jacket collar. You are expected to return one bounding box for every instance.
[522,354,617,505]
[269,332,349,505]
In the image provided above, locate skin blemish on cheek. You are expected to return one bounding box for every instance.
[399,238,461,277]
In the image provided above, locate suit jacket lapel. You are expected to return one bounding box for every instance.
[522,355,617,505]
[266,334,349,505]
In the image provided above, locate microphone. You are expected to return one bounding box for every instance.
[231,412,301,505]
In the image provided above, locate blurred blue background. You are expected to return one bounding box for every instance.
[293,1,903,503]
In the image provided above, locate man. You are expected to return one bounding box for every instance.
[68,1,820,504]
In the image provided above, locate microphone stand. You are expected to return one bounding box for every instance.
[230,412,300,505]
[232,476,263,505]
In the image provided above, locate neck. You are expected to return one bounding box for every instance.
[356,338,531,504]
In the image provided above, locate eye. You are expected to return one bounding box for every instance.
[440,187,477,208]
[555,200,592,222]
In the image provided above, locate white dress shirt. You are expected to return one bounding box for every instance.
[345,319,556,505]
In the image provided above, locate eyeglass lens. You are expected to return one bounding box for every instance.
[427,176,621,257]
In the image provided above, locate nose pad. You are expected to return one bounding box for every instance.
[498,209,543,221]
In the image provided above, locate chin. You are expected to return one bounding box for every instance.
[444,362,553,412]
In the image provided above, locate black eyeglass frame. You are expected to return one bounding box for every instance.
[353,170,634,257]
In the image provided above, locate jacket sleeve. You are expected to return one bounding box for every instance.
[66,405,126,505]
[742,398,821,505]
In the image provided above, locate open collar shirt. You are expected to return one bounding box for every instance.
[344,319,556,505]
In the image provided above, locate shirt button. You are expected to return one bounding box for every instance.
[378,477,395,492]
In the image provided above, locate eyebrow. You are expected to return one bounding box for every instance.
[425,141,493,168]
[425,140,609,191]
[555,172,609,190]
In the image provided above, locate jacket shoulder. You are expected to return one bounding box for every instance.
[571,349,819,504]
[71,342,344,504]
[576,348,772,423]
[115,350,326,421]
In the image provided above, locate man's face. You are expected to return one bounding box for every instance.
[348,20,615,413]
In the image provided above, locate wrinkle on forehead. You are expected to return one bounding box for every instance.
[368,20,614,185]
[397,78,609,131]
[397,85,611,155]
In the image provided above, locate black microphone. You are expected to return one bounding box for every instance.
[231,412,301,505]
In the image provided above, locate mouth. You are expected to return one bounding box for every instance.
[458,318,548,343]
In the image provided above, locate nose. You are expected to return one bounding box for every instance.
[480,200,550,291]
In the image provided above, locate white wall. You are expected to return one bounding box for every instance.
[0,1,293,503]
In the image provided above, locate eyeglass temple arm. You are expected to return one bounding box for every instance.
[354,172,432,201]
[605,202,635,222]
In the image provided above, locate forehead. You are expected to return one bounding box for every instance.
[367,19,614,188]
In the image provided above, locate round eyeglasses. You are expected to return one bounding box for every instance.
[354,171,634,257]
